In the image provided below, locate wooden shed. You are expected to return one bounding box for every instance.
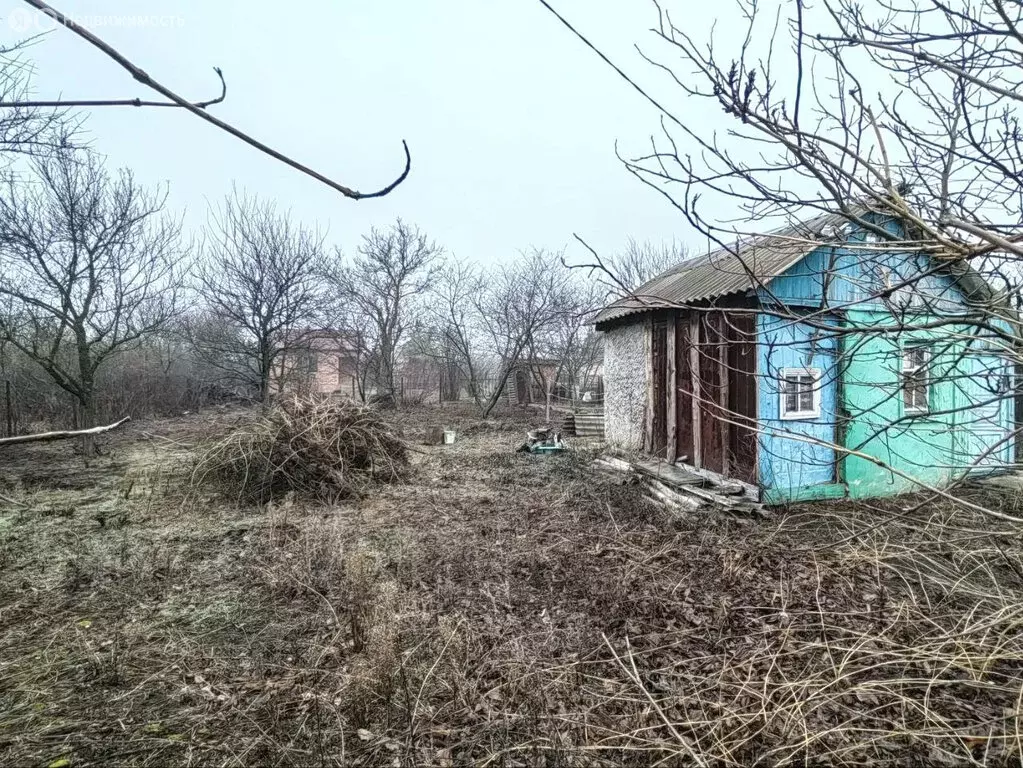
[597,211,1016,504]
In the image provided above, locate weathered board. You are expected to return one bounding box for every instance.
[650,318,669,455]
[675,316,695,464]
[727,312,758,484]
[647,307,758,485]
[698,313,726,476]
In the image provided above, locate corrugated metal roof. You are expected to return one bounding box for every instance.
[595,210,852,326]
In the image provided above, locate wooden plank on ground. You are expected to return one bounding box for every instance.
[632,459,709,488]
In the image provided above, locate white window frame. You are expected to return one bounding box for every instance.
[901,345,931,414]
[779,367,822,420]
[873,266,893,291]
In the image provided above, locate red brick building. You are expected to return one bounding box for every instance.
[277,330,361,396]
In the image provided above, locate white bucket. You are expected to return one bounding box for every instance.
[443,429,456,444]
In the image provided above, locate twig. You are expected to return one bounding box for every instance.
[0,491,28,507]
[0,67,227,109]
[602,633,707,767]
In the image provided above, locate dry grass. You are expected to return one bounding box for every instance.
[1,404,1022,765]
[190,395,408,503]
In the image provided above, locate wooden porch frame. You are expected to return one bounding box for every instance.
[646,307,759,486]
[667,315,678,462]
[689,313,702,468]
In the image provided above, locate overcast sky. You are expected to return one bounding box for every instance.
[8,0,732,264]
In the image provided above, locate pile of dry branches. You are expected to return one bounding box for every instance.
[190,394,408,503]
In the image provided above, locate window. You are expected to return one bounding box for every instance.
[779,368,821,419]
[871,265,893,292]
[901,345,930,413]
[298,350,318,375]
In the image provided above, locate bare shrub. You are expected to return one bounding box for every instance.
[537,500,1023,766]
[191,395,409,503]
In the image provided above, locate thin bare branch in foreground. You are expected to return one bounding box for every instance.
[20,0,411,199]
[0,66,227,110]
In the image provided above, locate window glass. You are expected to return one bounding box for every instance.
[902,346,929,412]
[780,369,820,418]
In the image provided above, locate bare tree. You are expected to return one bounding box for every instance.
[539,1,1023,282]
[423,251,580,418]
[0,42,74,160]
[552,0,1023,292]
[419,258,495,404]
[526,275,603,421]
[608,238,688,294]
[471,249,578,418]
[0,147,181,451]
[330,219,443,401]
[195,190,326,403]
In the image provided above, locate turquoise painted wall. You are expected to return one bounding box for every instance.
[841,313,1014,498]
[950,340,1015,473]
[757,311,845,503]
[755,215,1014,502]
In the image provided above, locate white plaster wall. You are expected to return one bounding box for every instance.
[602,320,648,450]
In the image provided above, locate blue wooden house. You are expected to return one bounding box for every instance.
[596,211,1016,504]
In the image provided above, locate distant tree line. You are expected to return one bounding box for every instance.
[0,46,681,439]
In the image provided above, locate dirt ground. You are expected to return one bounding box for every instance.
[2,405,1023,766]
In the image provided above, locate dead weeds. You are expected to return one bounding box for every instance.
[1,405,1022,765]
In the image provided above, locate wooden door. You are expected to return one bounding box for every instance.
[649,318,669,455]
[727,313,758,484]
[666,309,758,483]
[675,317,695,465]
[698,313,727,475]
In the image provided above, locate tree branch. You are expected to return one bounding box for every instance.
[0,416,129,447]
[0,66,227,109]
[21,0,411,200]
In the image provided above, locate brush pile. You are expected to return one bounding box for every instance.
[191,394,409,503]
